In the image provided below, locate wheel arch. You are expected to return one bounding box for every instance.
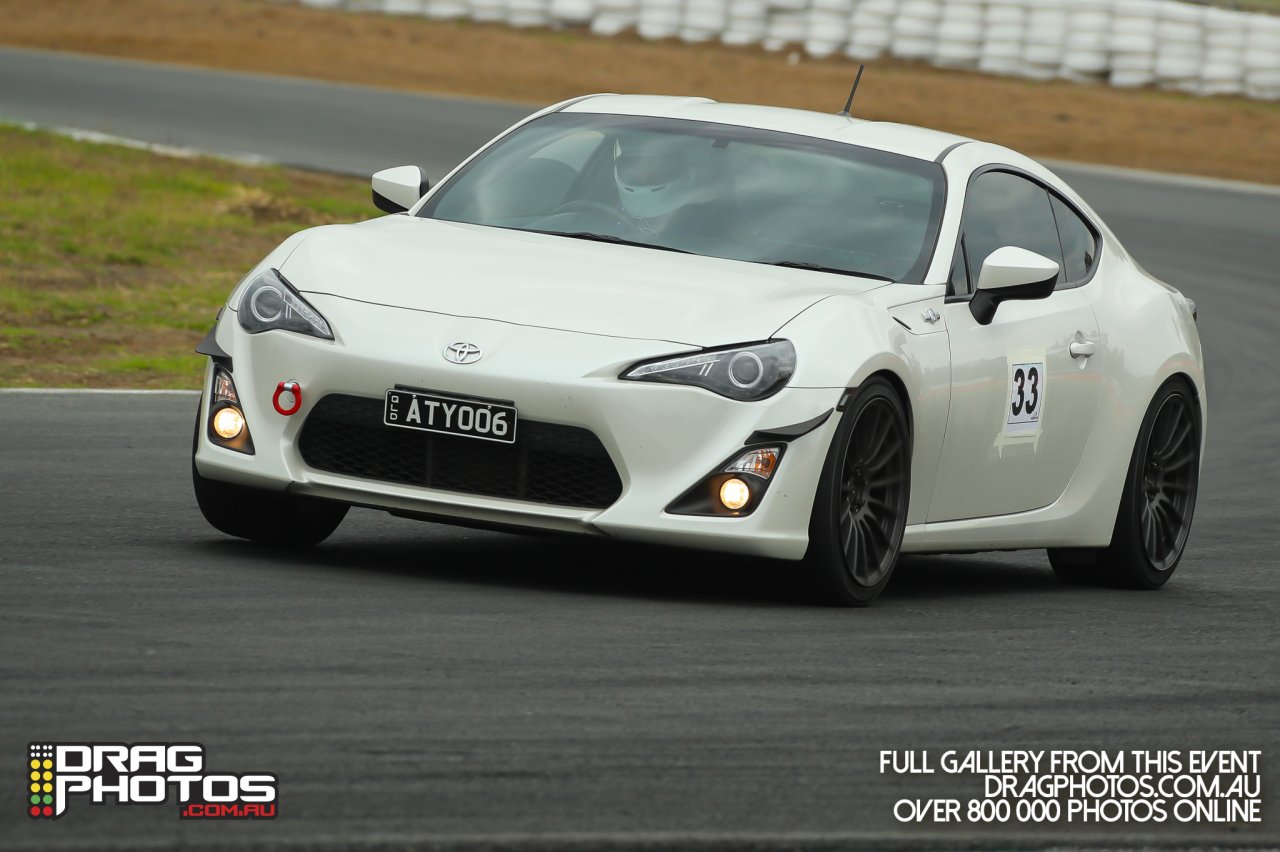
[1152,369,1206,453]
[846,368,915,444]
[1162,369,1201,404]
[1141,352,1206,430]
[834,354,941,527]
[1061,362,1206,551]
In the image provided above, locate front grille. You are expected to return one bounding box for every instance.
[298,394,623,510]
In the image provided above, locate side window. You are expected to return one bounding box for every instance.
[1050,195,1099,286]
[959,171,1065,293]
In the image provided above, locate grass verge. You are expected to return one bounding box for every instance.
[2,0,1280,184]
[0,125,364,388]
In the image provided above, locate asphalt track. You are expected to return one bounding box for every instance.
[1,46,1278,849]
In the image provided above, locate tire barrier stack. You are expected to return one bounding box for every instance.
[293,0,1280,100]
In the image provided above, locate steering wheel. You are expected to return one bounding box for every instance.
[547,199,646,238]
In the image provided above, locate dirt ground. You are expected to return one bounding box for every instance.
[3,0,1280,184]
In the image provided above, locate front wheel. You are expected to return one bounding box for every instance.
[803,379,912,606]
[1049,378,1200,589]
[193,419,347,546]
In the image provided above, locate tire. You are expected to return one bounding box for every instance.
[803,378,912,606]
[192,416,347,547]
[1049,378,1200,589]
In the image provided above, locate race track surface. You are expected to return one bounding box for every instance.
[1,47,1277,849]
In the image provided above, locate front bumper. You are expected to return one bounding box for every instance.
[194,296,842,559]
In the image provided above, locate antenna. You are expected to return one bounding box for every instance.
[837,65,866,117]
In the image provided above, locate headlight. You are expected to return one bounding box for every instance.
[621,340,796,401]
[236,269,333,339]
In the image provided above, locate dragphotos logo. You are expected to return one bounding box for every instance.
[26,742,277,820]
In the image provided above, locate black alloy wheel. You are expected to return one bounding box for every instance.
[805,379,911,605]
[1049,378,1200,589]
[1137,391,1199,571]
[192,411,348,547]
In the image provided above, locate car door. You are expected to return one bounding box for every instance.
[928,169,1103,523]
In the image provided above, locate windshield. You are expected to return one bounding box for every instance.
[418,113,946,283]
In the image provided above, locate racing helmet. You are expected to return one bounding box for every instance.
[613,134,695,219]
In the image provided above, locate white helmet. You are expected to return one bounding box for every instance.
[613,135,695,220]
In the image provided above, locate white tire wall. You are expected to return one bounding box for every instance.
[471,0,506,21]
[423,0,470,18]
[979,0,1026,77]
[507,0,550,28]
[1201,7,1246,95]
[805,0,854,58]
[1059,0,1112,82]
[1022,6,1067,80]
[1110,0,1159,88]
[306,0,1280,101]
[681,0,727,41]
[891,0,941,61]
[845,0,895,60]
[1245,17,1280,99]
[636,0,680,38]
[722,0,767,45]
[1154,1,1203,92]
[764,8,810,51]
[381,0,428,13]
[934,1,981,67]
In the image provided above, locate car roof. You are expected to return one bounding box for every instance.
[560,94,973,163]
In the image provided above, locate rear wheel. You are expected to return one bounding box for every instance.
[1049,378,1200,589]
[192,416,347,546]
[803,379,911,606]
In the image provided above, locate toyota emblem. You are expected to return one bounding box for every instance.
[443,342,483,365]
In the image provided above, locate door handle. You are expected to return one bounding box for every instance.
[1069,340,1096,359]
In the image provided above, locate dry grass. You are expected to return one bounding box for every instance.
[2,0,1279,183]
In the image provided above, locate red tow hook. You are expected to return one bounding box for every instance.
[272,381,303,416]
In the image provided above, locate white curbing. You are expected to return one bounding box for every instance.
[0,388,200,395]
[5,121,273,167]
[1039,158,1280,198]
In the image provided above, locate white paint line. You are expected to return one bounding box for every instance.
[0,388,199,395]
[1040,157,1280,199]
[6,120,276,168]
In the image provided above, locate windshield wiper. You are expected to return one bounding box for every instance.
[764,260,895,282]
[525,230,694,254]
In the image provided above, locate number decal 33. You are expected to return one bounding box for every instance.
[1007,361,1046,429]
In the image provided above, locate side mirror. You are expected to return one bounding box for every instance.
[372,165,430,214]
[969,246,1059,325]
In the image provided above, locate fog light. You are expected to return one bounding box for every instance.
[719,477,751,511]
[212,406,245,439]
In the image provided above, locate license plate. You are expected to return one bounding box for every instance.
[383,388,517,444]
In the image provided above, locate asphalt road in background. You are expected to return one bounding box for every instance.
[2,47,1277,848]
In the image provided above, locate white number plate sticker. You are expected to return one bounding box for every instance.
[1007,361,1045,433]
[384,388,516,444]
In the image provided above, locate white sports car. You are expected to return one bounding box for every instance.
[193,94,1205,605]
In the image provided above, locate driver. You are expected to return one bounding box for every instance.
[544,131,726,247]
[609,133,699,238]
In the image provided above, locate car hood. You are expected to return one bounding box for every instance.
[277,217,886,347]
